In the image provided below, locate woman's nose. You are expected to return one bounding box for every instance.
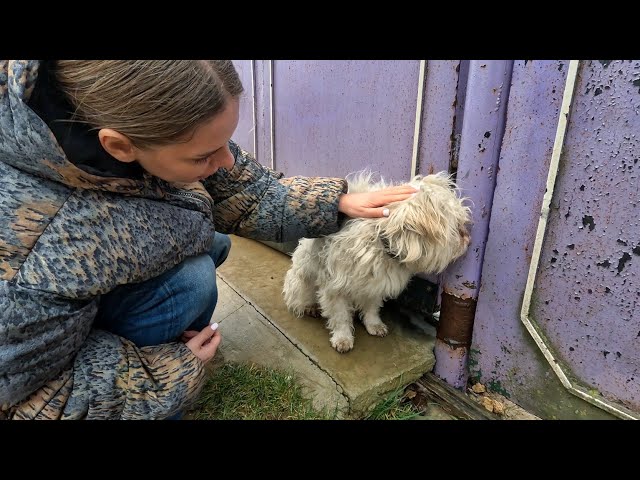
[205,147,235,177]
[219,146,235,170]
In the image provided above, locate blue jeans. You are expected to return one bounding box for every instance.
[95,232,231,347]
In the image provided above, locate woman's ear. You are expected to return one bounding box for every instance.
[98,128,137,163]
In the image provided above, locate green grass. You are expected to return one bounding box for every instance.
[188,362,422,420]
[189,363,336,420]
[363,386,422,420]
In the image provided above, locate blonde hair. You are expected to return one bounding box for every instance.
[53,60,244,148]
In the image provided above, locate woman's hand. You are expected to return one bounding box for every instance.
[182,323,221,363]
[338,185,418,218]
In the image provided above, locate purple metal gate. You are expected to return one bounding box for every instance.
[472,60,639,420]
[230,60,639,419]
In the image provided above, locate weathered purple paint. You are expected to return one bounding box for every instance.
[432,344,468,387]
[418,61,460,176]
[442,60,514,299]
[271,61,421,183]
[421,61,471,287]
[434,61,513,388]
[416,60,461,285]
[529,60,640,413]
[232,60,271,167]
[232,60,256,156]
[252,61,273,168]
[452,60,470,157]
[471,61,616,419]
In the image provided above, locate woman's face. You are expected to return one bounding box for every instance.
[133,97,240,184]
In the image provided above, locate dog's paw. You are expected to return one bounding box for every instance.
[365,321,389,337]
[287,307,306,318]
[330,333,354,353]
[303,304,323,318]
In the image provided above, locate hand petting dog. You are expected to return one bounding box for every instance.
[337,185,418,218]
[284,172,471,353]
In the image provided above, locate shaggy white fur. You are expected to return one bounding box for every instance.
[283,171,471,353]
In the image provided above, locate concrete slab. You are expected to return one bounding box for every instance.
[216,235,436,415]
[210,279,245,324]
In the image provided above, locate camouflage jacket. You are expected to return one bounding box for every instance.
[0,60,347,419]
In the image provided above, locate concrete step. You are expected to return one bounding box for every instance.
[212,235,436,417]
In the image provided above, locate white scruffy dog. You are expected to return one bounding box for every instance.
[283,172,471,353]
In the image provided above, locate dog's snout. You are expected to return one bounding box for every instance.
[459,226,471,249]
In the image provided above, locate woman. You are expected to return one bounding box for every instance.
[0,60,417,419]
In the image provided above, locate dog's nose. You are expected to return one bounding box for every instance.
[459,227,471,249]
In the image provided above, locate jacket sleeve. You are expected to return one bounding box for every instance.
[1,285,205,420]
[66,329,206,420]
[203,141,348,242]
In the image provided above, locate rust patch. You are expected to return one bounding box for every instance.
[437,292,477,348]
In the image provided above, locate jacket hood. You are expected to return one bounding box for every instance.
[1,60,148,195]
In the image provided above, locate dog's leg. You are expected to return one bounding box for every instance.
[283,266,318,317]
[360,301,389,337]
[318,290,356,353]
[283,239,326,318]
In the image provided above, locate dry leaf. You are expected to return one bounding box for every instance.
[492,399,505,415]
[471,382,486,394]
[405,390,417,399]
[482,397,494,412]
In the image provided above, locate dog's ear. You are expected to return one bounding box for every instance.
[399,194,450,237]
[378,198,449,263]
[378,179,471,267]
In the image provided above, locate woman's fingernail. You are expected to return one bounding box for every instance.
[210,322,219,331]
[410,192,418,198]
[383,208,390,217]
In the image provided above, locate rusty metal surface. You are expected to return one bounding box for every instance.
[530,60,640,412]
[435,61,513,388]
[471,61,574,415]
[437,292,476,347]
[471,60,636,419]
[441,61,514,300]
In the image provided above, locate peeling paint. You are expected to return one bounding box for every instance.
[582,215,596,231]
[617,252,632,273]
[531,60,640,413]
[473,60,640,418]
